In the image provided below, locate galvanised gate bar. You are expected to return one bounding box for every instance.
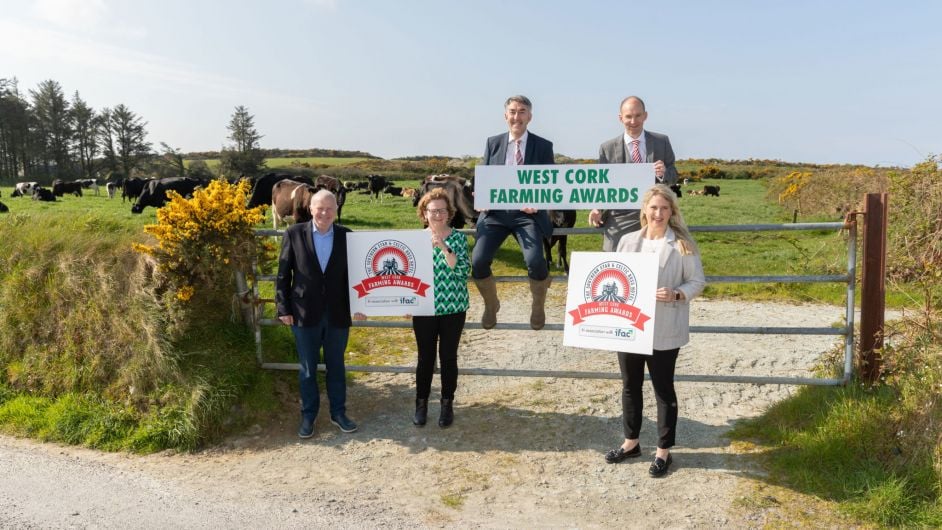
[247,220,857,386]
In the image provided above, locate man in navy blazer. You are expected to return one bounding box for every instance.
[276,189,358,438]
[588,96,679,251]
[473,95,554,330]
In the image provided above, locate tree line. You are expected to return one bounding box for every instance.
[0,77,266,184]
[186,147,378,160]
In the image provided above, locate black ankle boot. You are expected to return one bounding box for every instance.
[438,398,454,428]
[413,398,428,426]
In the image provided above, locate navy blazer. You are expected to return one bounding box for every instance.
[275,221,353,328]
[480,131,555,240]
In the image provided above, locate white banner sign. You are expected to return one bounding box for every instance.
[474,163,654,210]
[563,251,659,354]
[347,231,436,316]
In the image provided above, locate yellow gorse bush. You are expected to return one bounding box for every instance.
[134,178,265,302]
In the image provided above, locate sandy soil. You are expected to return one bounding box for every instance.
[0,286,857,529]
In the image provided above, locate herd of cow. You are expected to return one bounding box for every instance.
[0,173,720,272]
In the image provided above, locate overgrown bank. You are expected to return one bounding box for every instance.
[728,156,942,527]
[0,183,276,451]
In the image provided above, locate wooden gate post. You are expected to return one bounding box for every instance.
[859,193,888,384]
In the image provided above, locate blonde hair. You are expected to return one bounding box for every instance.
[640,184,699,256]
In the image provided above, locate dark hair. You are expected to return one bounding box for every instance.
[416,187,455,226]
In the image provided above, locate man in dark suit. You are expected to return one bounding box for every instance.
[473,95,554,330]
[276,189,358,438]
[588,96,679,251]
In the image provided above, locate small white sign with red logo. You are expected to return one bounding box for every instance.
[563,252,658,354]
[347,231,435,316]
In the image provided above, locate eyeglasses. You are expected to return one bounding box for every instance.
[427,208,449,216]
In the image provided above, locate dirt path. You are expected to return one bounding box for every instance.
[1,289,854,528]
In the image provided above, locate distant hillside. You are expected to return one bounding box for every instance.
[185,148,381,160]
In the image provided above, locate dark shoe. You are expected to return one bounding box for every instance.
[413,398,428,427]
[298,417,314,439]
[438,398,454,428]
[604,444,642,463]
[330,414,358,433]
[649,453,673,477]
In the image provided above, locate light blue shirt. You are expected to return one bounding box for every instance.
[312,222,334,273]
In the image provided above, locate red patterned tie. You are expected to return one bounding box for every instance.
[514,140,524,165]
[630,139,642,163]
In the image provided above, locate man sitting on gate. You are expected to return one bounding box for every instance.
[472,95,555,331]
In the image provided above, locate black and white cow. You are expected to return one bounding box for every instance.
[12,182,39,198]
[366,174,388,200]
[78,178,100,196]
[31,187,56,202]
[52,179,83,197]
[106,179,122,199]
[122,177,148,203]
[131,177,203,213]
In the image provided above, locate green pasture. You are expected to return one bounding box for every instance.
[0,178,874,307]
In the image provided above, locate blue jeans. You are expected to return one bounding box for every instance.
[471,211,548,280]
[291,315,349,420]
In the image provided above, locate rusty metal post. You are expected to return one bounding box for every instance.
[859,193,888,384]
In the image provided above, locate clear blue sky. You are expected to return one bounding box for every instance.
[2,0,939,167]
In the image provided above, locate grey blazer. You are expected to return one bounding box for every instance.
[616,227,705,350]
[597,130,678,251]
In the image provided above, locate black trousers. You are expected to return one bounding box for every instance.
[618,348,680,449]
[412,312,466,400]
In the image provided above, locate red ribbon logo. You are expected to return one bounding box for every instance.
[353,274,430,298]
[568,300,650,330]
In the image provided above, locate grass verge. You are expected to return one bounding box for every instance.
[727,331,942,527]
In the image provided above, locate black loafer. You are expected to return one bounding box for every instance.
[330,414,358,433]
[298,417,314,439]
[604,444,642,463]
[649,453,672,477]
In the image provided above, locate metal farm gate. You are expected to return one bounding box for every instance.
[246,219,858,386]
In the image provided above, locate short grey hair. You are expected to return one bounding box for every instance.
[504,95,532,110]
[310,188,337,207]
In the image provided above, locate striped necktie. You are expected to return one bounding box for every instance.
[514,140,524,165]
[630,139,642,163]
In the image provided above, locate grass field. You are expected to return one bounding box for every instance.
[0,177,870,307]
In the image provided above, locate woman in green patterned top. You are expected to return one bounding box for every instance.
[412,188,470,428]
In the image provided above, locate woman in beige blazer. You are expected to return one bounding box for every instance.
[604,184,706,477]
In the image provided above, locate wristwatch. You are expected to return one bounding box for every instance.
[673,290,681,301]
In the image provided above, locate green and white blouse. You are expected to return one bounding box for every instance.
[431,230,470,315]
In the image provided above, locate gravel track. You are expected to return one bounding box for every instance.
[0,288,854,528]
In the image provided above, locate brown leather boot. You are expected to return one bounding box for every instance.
[473,276,500,329]
[528,277,552,330]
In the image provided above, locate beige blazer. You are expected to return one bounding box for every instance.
[616,227,706,350]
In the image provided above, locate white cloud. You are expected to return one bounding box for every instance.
[0,18,318,111]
